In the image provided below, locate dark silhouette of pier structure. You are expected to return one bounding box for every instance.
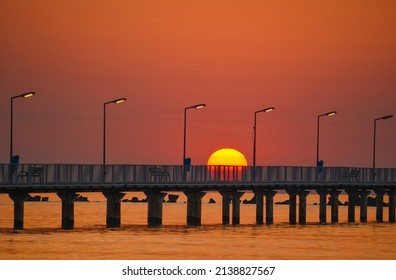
[1,164,395,230]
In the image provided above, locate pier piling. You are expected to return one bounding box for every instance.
[220,190,231,225]
[146,190,167,227]
[388,190,395,223]
[57,192,78,230]
[330,190,342,223]
[317,189,328,224]
[298,191,310,225]
[103,191,125,228]
[9,192,27,230]
[231,191,244,225]
[254,190,264,225]
[287,190,297,224]
[184,190,205,226]
[359,190,371,223]
[264,190,277,224]
[375,190,384,223]
[346,190,358,223]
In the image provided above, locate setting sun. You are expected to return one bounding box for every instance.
[207,148,248,166]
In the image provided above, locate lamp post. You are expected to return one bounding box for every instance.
[103,98,127,168]
[252,107,274,169]
[10,92,36,163]
[373,114,393,179]
[316,111,337,166]
[183,103,206,166]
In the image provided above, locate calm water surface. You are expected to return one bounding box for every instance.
[0,193,395,260]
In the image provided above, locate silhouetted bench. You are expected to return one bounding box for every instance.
[342,169,360,182]
[17,167,43,182]
[149,167,170,182]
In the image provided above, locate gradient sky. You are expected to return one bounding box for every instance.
[1,0,395,167]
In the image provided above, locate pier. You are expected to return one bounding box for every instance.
[1,164,396,229]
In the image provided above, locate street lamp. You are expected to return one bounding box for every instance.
[252,107,274,168]
[183,103,206,166]
[10,92,36,163]
[373,114,393,179]
[103,98,127,167]
[316,111,337,166]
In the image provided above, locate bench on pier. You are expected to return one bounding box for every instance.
[149,167,170,182]
[342,168,360,182]
[17,167,43,183]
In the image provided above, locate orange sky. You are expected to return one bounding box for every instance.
[1,0,395,167]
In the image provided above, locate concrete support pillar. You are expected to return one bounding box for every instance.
[264,190,277,224]
[103,191,126,228]
[317,189,328,224]
[388,190,395,223]
[9,192,28,230]
[286,190,297,225]
[219,190,231,225]
[57,192,78,230]
[375,190,385,223]
[359,190,371,223]
[254,190,264,225]
[145,191,167,227]
[231,191,244,225]
[184,191,206,226]
[298,191,310,225]
[346,190,358,223]
[330,190,342,223]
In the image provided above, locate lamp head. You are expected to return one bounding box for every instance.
[193,103,206,109]
[22,92,35,98]
[12,91,36,99]
[319,111,337,117]
[263,107,275,113]
[105,98,127,105]
[186,103,206,110]
[255,107,275,114]
[114,98,127,104]
[381,115,393,120]
[375,114,393,121]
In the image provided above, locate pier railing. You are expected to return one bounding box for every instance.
[1,164,396,185]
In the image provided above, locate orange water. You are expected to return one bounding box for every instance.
[0,193,395,260]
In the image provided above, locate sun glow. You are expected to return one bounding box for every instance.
[207,148,248,181]
[207,148,248,166]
